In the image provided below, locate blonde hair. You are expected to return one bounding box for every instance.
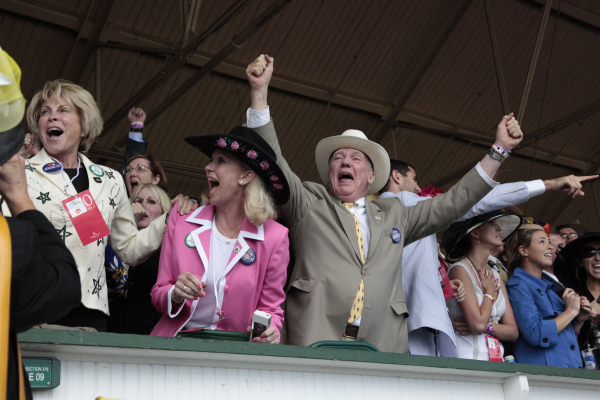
[27,80,103,153]
[130,183,172,214]
[506,227,541,278]
[201,162,277,227]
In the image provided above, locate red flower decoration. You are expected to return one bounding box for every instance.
[217,138,227,148]
[273,183,283,190]
[247,150,257,159]
[231,141,239,150]
[419,185,444,198]
[260,161,269,170]
[270,175,279,181]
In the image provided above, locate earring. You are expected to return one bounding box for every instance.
[239,180,243,185]
[477,240,480,244]
[80,134,84,137]
[524,254,528,257]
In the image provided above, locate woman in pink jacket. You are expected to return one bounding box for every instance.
[150,126,290,343]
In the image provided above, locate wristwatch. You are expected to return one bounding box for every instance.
[488,148,506,163]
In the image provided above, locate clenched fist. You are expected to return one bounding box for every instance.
[495,113,523,151]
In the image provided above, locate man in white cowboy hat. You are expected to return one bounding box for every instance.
[244,54,523,353]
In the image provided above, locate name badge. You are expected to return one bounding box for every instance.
[486,335,503,362]
[391,228,401,243]
[61,189,110,246]
[240,248,256,265]
[43,162,62,173]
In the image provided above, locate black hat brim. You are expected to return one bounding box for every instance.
[184,127,290,205]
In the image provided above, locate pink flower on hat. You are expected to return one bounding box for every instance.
[260,161,269,170]
[247,150,257,159]
[217,138,227,148]
[231,141,239,150]
[270,175,279,181]
[273,183,283,190]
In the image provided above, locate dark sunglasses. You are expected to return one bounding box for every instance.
[582,247,600,258]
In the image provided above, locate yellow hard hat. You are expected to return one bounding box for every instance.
[0,47,26,132]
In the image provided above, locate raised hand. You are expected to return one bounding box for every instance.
[128,107,146,124]
[171,194,199,215]
[562,288,581,315]
[246,54,274,91]
[495,113,523,151]
[480,268,500,298]
[544,174,599,198]
[577,296,591,323]
[131,202,145,224]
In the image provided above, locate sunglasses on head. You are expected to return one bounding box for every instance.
[582,247,600,258]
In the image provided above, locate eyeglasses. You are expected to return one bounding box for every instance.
[560,232,579,239]
[582,247,600,258]
[124,165,150,175]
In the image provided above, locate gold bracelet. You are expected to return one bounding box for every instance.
[484,293,495,302]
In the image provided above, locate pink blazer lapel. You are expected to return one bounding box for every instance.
[224,217,264,276]
[186,205,215,279]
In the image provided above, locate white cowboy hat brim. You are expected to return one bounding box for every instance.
[315,130,390,196]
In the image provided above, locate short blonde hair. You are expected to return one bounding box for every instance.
[201,162,277,227]
[130,183,172,215]
[27,80,103,153]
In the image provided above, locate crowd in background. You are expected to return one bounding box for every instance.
[3,47,600,399]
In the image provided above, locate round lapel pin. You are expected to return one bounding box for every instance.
[43,162,62,173]
[391,228,401,243]
[240,248,256,265]
[185,233,196,248]
[89,165,105,177]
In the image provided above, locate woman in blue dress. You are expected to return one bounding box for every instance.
[506,224,591,367]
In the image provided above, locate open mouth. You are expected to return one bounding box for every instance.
[47,127,64,137]
[130,180,139,190]
[592,263,600,271]
[142,213,149,220]
[338,172,354,183]
[208,177,220,196]
[544,252,552,258]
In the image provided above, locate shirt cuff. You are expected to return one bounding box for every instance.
[128,132,144,142]
[540,319,559,347]
[475,162,499,188]
[525,179,546,198]
[246,106,271,129]
[167,285,185,317]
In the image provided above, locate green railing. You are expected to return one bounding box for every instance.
[18,329,600,381]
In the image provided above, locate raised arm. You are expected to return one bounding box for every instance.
[399,115,523,245]
[118,107,149,176]
[246,54,316,226]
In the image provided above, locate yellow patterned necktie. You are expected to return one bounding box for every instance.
[343,202,365,324]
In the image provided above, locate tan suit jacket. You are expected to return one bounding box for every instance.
[253,121,494,353]
[2,149,166,315]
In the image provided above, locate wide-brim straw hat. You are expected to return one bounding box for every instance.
[443,210,522,263]
[315,129,390,196]
[184,126,290,205]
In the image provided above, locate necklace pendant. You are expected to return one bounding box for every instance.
[226,238,230,243]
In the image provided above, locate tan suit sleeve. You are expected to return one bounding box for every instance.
[402,167,493,246]
[108,173,166,265]
[251,120,316,227]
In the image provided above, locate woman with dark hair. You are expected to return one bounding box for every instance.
[555,232,600,352]
[506,225,591,367]
[124,152,169,195]
[443,210,521,360]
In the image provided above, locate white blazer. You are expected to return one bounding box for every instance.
[5,149,166,315]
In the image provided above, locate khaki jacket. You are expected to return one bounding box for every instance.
[6,149,166,315]
[253,121,494,353]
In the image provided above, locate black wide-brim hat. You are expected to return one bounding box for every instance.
[554,232,600,288]
[443,209,522,263]
[184,126,290,205]
[0,124,24,166]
